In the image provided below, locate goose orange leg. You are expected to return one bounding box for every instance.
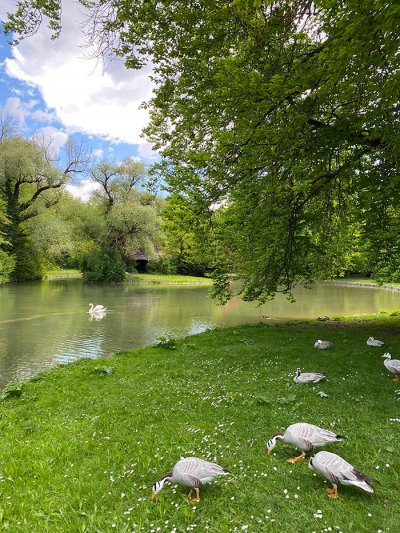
[327,484,338,499]
[287,452,306,463]
[189,488,200,503]
[392,375,400,381]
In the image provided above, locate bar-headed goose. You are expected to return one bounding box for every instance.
[293,368,326,384]
[266,422,344,463]
[309,451,379,498]
[151,457,229,502]
[367,337,384,347]
[314,340,332,350]
[382,353,400,381]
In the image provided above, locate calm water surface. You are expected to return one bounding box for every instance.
[1,279,400,387]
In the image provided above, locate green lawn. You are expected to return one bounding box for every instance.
[0,319,399,532]
[43,271,211,284]
[126,273,213,285]
[43,268,82,278]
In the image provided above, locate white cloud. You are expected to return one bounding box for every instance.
[30,108,58,123]
[1,0,154,145]
[33,126,69,156]
[3,96,28,125]
[137,142,159,162]
[66,179,100,202]
[92,148,104,159]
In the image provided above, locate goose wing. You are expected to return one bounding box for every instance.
[173,457,227,485]
[287,423,342,448]
[285,424,315,451]
[298,372,325,383]
[311,426,344,445]
[314,340,332,349]
[367,337,384,346]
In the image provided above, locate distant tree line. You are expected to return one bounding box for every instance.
[0,113,208,283]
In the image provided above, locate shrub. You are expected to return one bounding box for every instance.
[146,257,177,274]
[82,246,126,282]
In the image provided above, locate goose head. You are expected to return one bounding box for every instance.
[266,433,284,455]
[151,472,173,500]
[382,352,392,360]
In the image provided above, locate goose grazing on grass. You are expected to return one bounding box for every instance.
[314,339,332,350]
[367,336,384,347]
[88,303,107,313]
[266,422,345,463]
[382,353,400,381]
[151,457,229,502]
[294,368,326,384]
[309,451,379,498]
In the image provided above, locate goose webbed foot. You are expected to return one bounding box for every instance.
[287,452,306,463]
[326,484,338,499]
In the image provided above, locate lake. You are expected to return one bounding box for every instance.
[1,279,400,387]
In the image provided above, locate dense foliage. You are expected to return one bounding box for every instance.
[0,135,89,280]
[0,127,210,283]
[161,193,211,276]
[3,1,399,299]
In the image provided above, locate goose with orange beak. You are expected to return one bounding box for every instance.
[266,422,345,463]
[151,457,229,502]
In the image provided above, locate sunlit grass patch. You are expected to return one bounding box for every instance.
[43,268,82,278]
[126,273,213,285]
[0,320,399,531]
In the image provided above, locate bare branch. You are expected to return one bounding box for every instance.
[0,109,19,141]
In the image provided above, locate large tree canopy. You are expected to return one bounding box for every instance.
[5,1,399,299]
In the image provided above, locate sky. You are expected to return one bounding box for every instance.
[0,0,158,200]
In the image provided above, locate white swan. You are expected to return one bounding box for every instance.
[88,303,107,313]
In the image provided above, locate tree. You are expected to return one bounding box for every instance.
[0,135,89,280]
[0,109,19,141]
[90,158,147,214]
[162,193,211,276]
[80,159,162,280]
[5,1,399,299]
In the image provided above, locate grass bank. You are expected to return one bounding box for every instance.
[330,278,400,289]
[43,268,82,279]
[126,273,213,285]
[0,318,399,532]
[43,270,212,285]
